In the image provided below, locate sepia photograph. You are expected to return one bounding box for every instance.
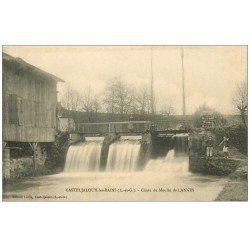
[2,45,248,201]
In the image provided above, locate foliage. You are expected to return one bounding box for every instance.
[7,142,33,158]
[47,132,69,168]
[212,125,247,154]
[192,104,227,128]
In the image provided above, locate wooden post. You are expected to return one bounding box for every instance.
[29,142,38,174]
[181,47,186,118]
[150,47,155,116]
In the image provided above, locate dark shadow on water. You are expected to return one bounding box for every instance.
[3,175,58,193]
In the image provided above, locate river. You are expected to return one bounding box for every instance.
[3,171,228,201]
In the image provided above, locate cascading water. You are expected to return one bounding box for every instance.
[64,133,188,173]
[64,137,104,172]
[145,134,189,174]
[171,133,189,157]
[106,136,141,172]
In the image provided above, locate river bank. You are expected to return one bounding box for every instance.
[215,147,248,201]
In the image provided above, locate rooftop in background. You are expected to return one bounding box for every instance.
[3,52,65,83]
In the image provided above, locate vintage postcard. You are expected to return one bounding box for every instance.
[2,45,248,201]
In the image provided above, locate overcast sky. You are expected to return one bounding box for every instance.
[3,46,247,115]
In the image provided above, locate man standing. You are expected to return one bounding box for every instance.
[205,135,214,158]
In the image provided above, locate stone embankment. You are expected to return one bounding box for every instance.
[189,154,240,176]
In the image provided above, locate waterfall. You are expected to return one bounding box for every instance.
[165,149,175,161]
[63,133,188,173]
[145,133,189,173]
[171,133,189,157]
[64,137,104,172]
[145,149,189,173]
[106,136,141,172]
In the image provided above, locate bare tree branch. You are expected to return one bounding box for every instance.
[232,81,248,129]
[61,89,81,112]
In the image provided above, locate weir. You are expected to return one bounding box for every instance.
[64,137,104,172]
[64,128,189,173]
[106,136,142,172]
[171,133,189,157]
[145,134,189,174]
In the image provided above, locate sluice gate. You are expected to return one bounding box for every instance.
[75,121,189,135]
[64,121,189,173]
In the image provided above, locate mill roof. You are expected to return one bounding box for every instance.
[3,52,65,83]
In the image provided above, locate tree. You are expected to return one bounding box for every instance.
[92,95,102,113]
[103,77,133,118]
[160,99,175,117]
[61,88,81,112]
[232,81,247,129]
[134,86,151,116]
[79,84,103,122]
[80,84,94,123]
[91,94,102,121]
[103,79,116,116]
[81,84,94,113]
[60,88,82,130]
[159,99,175,129]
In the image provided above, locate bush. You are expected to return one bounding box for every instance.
[45,132,69,169]
[212,125,247,154]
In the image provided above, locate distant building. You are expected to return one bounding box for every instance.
[56,102,76,132]
[2,53,64,178]
[57,117,76,132]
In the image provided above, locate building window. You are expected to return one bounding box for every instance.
[8,94,18,124]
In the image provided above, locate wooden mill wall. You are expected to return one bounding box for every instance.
[3,65,57,142]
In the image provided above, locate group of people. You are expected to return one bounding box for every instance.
[205,135,229,158]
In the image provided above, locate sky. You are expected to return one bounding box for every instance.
[3,46,247,115]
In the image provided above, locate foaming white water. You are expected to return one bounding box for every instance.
[145,149,189,174]
[64,137,104,172]
[106,136,141,172]
[165,149,175,161]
